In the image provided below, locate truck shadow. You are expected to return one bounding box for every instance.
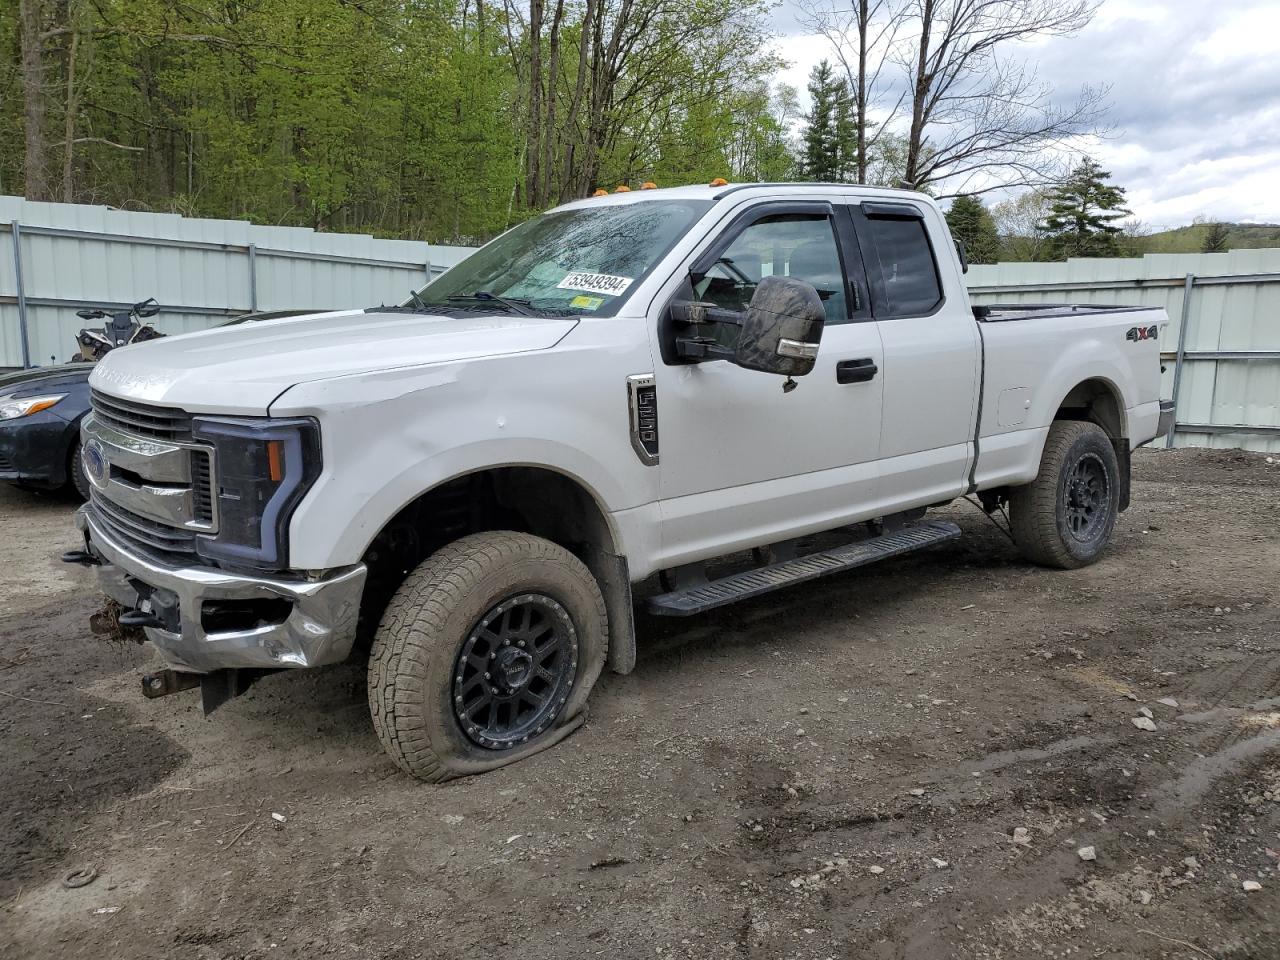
[629,511,1023,676]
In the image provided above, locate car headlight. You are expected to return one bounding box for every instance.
[0,394,66,420]
[191,417,321,569]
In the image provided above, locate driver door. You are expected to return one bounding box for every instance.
[650,201,885,568]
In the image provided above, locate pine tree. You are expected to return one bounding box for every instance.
[800,60,856,182]
[946,195,1001,264]
[1201,222,1231,253]
[833,81,858,182]
[1041,158,1131,259]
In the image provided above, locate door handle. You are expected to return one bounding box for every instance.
[836,358,878,384]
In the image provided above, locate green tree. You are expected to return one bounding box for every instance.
[1,0,790,243]
[1041,158,1132,259]
[1201,221,1231,253]
[991,189,1052,262]
[945,195,1001,264]
[799,59,855,181]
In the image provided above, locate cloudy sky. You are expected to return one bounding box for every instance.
[767,0,1280,227]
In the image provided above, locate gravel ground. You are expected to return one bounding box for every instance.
[2,447,1278,960]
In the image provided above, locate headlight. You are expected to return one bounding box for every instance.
[192,417,321,569]
[0,394,66,420]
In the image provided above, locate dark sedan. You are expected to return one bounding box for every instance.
[0,309,318,499]
[0,363,94,497]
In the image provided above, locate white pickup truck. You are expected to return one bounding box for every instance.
[69,182,1173,781]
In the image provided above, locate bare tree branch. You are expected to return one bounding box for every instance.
[894,0,1109,193]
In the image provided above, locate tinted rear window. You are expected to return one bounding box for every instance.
[866,217,942,316]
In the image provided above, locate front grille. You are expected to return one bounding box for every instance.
[190,449,214,524]
[90,390,192,442]
[91,490,198,562]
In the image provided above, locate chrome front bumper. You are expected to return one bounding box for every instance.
[76,505,366,674]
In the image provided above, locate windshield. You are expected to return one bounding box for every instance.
[412,199,712,316]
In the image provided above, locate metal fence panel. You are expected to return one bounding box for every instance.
[967,248,1280,452]
[6,194,1279,453]
[0,195,472,369]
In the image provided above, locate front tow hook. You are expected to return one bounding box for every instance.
[61,549,102,567]
[118,609,166,630]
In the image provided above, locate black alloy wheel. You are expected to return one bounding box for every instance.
[452,593,578,750]
[1062,451,1110,543]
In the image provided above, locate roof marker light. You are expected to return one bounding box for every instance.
[709,177,728,187]
[592,188,609,197]
[615,185,631,192]
[641,181,657,190]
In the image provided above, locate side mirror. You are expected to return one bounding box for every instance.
[733,275,825,377]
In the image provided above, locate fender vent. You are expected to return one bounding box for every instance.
[627,374,659,465]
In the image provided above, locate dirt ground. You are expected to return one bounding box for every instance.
[2,447,1279,960]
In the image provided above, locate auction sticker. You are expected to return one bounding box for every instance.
[557,272,633,296]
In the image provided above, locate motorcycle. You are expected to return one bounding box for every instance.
[72,297,165,362]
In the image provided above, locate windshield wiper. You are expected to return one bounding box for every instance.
[445,291,536,316]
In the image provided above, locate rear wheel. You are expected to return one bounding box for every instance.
[1009,420,1119,569]
[368,531,608,782]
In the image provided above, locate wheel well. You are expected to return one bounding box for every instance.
[1053,378,1125,440]
[358,468,636,673]
[1052,378,1131,512]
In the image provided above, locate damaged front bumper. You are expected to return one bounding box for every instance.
[75,504,366,674]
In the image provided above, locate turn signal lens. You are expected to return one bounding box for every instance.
[266,439,285,482]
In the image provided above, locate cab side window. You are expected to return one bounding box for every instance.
[863,214,943,317]
[696,214,848,324]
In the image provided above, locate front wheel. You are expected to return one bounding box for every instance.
[1009,420,1120,569]
[368,531,608,782]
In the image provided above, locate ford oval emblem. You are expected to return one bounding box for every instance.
[83,438,109,489]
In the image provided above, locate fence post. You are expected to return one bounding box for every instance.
[247,243,259,312]
[1165,272,1195,448]
[10,221,31,369]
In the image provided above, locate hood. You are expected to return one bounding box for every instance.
[89,309,579,414]
[0,363,92,397]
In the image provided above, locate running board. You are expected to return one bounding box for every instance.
[646,520,961,617]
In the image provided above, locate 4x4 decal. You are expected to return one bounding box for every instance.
[1126,325,1159,342]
